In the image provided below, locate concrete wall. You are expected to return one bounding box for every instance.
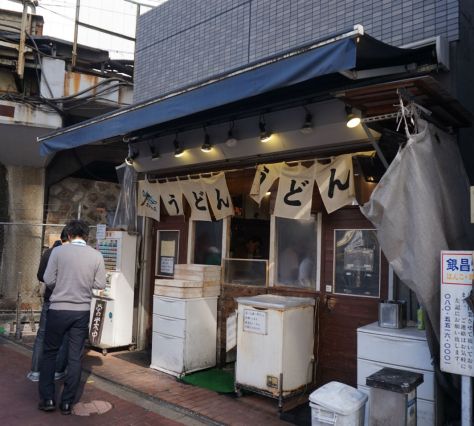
[134,0,460,102]
[0,166,44,310]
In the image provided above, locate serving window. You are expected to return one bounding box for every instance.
[333,229,380,297]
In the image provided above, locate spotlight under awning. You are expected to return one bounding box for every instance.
[38,25,446,156]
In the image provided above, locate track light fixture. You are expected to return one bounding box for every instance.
[173,135,184,157]
[201,127,213,152]
[148,143,160,160]
[225,121,237,147]
[259,115,272,143]
[125,144,138,166]
[300,107,313,134]
[346,105,361,128]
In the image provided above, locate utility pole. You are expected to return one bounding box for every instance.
[72,0,80,68]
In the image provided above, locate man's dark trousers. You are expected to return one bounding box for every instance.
[39,309,89,404]
[30,300,68,374]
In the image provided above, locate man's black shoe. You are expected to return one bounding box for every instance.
[60,402,72,415]
[38,399,56,412]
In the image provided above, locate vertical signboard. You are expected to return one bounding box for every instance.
[89,299,107,346]
[440,251,474,376]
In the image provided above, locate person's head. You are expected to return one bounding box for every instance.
[66,220,90,241]
[60,226,69,243]
[246,237,261,255]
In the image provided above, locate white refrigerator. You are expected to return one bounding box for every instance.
[235,294,315,407]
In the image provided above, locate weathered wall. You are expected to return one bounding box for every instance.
[45,177,121,247]
[0,174,121,311]
[135,0,460,102]
[0,166,44,310]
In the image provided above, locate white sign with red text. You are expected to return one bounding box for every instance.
[440,251,474,376]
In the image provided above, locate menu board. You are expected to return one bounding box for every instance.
[98,237,121,271]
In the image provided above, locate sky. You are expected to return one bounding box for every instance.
[0,0,168,59]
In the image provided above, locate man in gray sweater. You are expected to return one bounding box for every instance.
[38,220,106,415]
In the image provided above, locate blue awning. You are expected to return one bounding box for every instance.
[39,29,435,155]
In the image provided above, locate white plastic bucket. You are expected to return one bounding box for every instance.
[309,381,368,426]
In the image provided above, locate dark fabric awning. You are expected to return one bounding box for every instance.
[39,28,437,155]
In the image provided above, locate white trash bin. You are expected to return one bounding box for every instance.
[309,381,368,426]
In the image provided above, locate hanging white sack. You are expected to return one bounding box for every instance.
[361,119,474,340]
[160,181,184,216]
[315,154,355,214]
[274,163,316,220]
[250,163,283,204]
[180,179,212,221]
[137,179,160,221]
[202,172,234,220]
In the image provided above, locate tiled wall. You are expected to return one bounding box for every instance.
[134,0,460,103]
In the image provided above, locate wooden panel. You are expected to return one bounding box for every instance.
[338,75,472,128]
[147,215,189,347]
[317,207,388,387]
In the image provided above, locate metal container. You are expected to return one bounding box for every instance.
[378,300,406,329]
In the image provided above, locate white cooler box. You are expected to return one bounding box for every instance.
[309,381,368,426]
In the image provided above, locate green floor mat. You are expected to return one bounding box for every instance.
[180,368,235,393]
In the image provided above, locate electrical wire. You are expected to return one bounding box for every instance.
[0,23,133,114]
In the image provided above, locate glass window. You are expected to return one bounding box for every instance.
[275,217,317,289]
[333,229,380,297]
[193,220,223,265]
[223,258,268,286]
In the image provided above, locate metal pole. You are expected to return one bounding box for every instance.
[462,375,473,426]
[15,272,22,339]
[361,121,389,169]
[72,0,80,68]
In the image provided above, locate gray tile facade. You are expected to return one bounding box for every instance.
[134,0,460,103]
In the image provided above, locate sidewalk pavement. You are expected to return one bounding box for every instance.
[1,338,203,426]
[81,348,291,426]
[1,337,293,425]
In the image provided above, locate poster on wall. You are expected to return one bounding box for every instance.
[156,230,180,277]
[440,251,474,377]
[333,229,380,298]
[274,163,316,220]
